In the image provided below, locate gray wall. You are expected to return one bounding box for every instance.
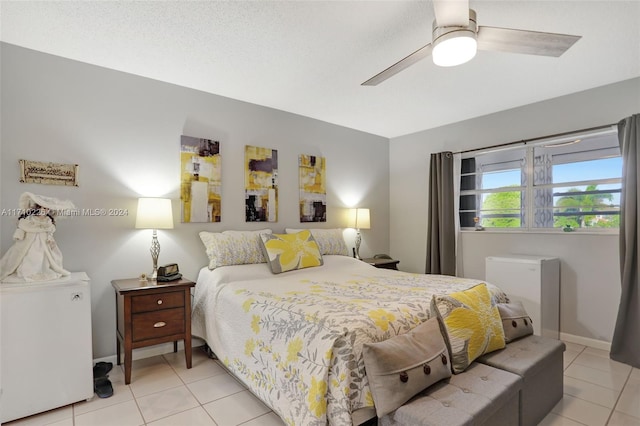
[0,43,390,358]
[3,41,637,354]
[389,77,640,344]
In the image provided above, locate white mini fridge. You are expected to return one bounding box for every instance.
[486,255,560,339]
[1,273,94,423]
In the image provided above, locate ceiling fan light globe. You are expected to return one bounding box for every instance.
[432,34,477,67]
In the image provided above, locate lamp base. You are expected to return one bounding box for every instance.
[150,229,160,282]
[355,230,362,260]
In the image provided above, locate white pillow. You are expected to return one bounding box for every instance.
[199,229,272,269]
[285,228,349,256]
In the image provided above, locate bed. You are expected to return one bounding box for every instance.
[191,255,507,426]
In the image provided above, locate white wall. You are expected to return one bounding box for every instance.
[389,77,640,344]
[0,43,390,358]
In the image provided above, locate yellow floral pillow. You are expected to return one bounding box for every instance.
[431,283,505,374]
[259,230,323,274]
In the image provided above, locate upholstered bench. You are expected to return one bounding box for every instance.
[477,334,565,426]
[379,363,522,426]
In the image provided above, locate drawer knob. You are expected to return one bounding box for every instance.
[157,300,163,305]
[153,321,167,328]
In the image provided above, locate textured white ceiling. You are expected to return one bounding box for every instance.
[2,1,639,138]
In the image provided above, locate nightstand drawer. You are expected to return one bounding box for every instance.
[131,292,184,313]
[132,308,185,341]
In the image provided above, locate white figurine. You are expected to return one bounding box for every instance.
[0,192,75,282]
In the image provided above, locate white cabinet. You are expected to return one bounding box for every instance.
[1,273,93,423]
[486,255,560,339]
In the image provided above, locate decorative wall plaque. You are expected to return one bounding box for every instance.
[19,159,79,186]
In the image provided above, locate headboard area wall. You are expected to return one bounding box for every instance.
[0,42,390,358]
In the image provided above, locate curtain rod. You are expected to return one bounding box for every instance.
[454,123,617,155]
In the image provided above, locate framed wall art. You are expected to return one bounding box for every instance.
[180,135,222,223]
[245,145,278,222]
[299,154,326,222]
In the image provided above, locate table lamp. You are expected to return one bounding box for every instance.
[135,198,174,280]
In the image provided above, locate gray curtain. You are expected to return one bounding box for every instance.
[610,113,640,368]
[426,152,456,275]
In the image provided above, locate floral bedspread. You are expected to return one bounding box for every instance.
[192,257,506,425]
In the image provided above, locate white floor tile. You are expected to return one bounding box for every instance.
[187,372,246,404]
[128,362,184,398]
[563,376,620,409]
[60,341,640,426]
[164,349,227,383]
[551,394,611,426]
[563,341,587,353]
[564,363,629,391]
[123,355,169,380]
[73,379,134,415]
[538,412,587,426]
[130,355,169,370]
[146,406,217,426]
[240,412,286,426]
[203,390,271,426]
[614,378,640,419]
[74,400,144,426]
[564,350,581,370]
[136,385,200,423]
[130,356,173,374]
[573,352,633,376]
[608,410,640,426]
[582,347,610,359]
[45,419,73,426]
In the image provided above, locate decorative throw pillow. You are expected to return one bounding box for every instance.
[285,228,349,256]
[431,283,506,374]
[498,302,534,343]
[199,229,272,269]
[259,230,323,274]
[362,317,452,418]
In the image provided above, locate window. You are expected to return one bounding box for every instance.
[459,128,621,230]
[460,148,526,228]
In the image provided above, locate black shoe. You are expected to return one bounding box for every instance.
[94,377,113,398]
[93,361,113,379]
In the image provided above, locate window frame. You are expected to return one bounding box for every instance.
[459,127,620,233]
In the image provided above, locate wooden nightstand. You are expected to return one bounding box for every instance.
[361,257,400,270]
[111,277,196,384]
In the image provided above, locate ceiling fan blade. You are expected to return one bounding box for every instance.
[361,43,433,86]
[477,26,581,57]
[433,0,469,26]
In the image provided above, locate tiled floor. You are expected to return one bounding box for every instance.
[540,342,640,426]
[4,342,640,426]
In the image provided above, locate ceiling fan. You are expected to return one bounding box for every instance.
[362,0,581,86]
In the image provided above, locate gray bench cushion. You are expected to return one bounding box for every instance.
[477,335,565,426]
[380,363,522,426]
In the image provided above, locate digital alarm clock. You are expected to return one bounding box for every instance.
[157,263,182,282]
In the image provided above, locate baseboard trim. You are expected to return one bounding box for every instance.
[560,332,611,352]
[93,337,206,365]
